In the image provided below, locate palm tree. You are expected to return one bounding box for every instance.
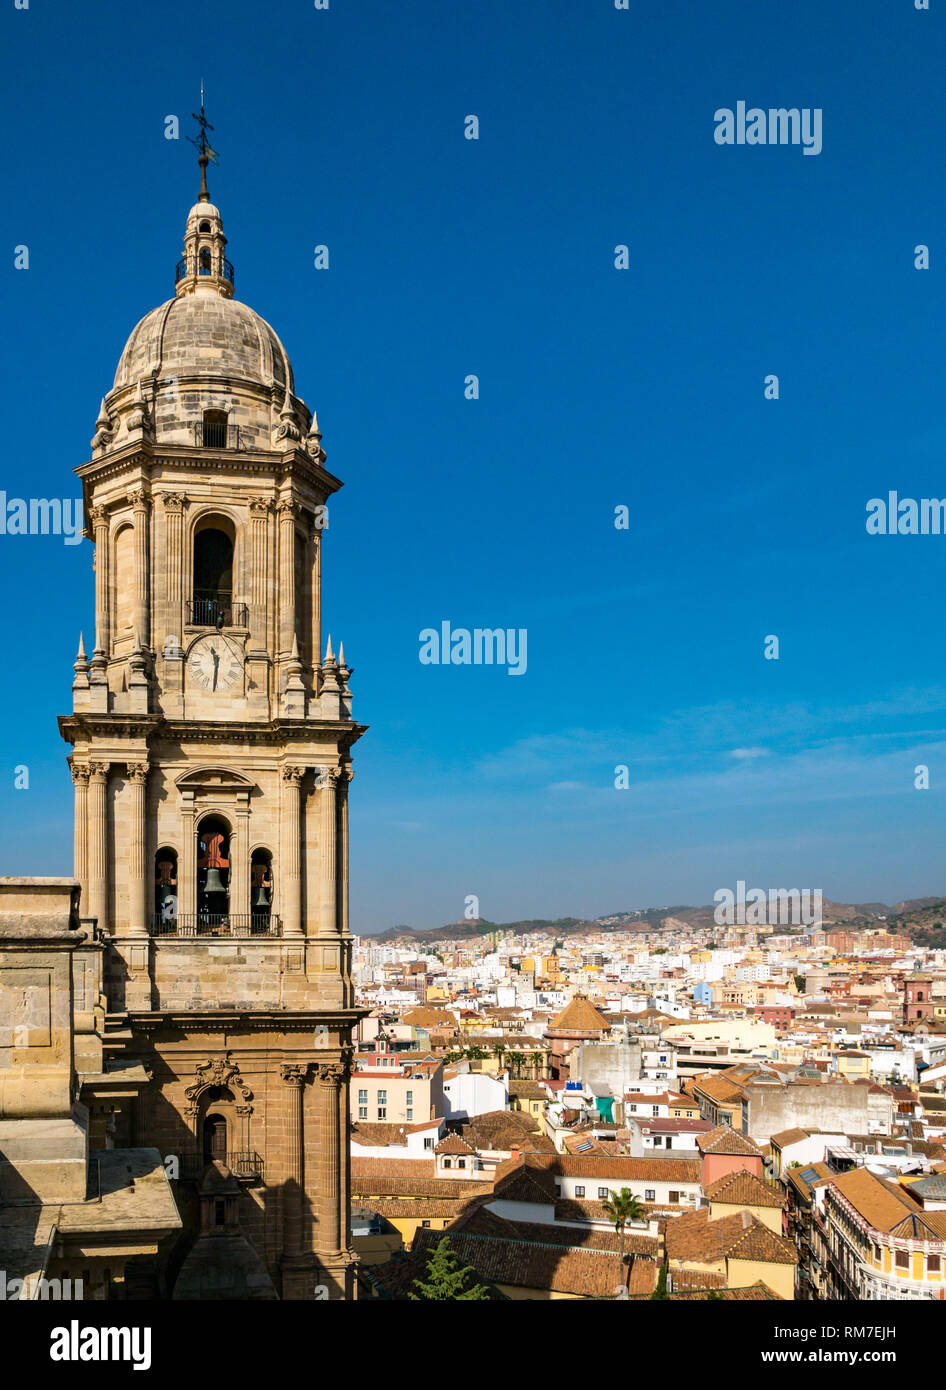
[602,1188,647,1289]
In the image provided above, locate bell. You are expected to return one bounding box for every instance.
[204,868,227,896]
[254,883,271,909]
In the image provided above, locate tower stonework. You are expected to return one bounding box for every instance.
[59,179,365,1299]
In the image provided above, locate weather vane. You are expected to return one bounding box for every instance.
[187,82,219,202]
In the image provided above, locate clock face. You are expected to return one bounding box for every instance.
[188,634,243,693]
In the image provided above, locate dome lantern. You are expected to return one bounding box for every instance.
[175,96,234,298]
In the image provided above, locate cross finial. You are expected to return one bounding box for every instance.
[187,85,219,202]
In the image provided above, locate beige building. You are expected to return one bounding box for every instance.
[54,142,364,1298]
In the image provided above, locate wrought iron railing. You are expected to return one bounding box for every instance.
[193,421,244,450]
[151,913,281,938]
[177,1151,264,1181]
[187,593,249,628]
[175,256,234,285]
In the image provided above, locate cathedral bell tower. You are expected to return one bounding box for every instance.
[58,118,366,1299]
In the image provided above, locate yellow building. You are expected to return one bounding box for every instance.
[823,1167,946,1299]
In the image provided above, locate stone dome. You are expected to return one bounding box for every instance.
[112,293,294,394]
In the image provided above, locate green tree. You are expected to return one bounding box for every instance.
[602,1187,647,1288]
[408,1237,490,1301]
[650,1263,669,1300]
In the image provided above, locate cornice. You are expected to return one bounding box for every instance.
[77,446,343,496]
[126,1006,367,1033]
[59,711,368,752]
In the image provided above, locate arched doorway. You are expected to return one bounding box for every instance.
[197,816,230,926]
[202,1113,227,1166]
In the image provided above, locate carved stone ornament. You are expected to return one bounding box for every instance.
[184,1053,253,1117]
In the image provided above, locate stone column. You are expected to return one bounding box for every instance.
[281,766,304,936]
[337,767,351,938]
[162,492,185,640]
[280,1063,309,1265]
[319,768,339,936]
[308,521,321,684]
[126,762,149,935]
[87,761,110,933]
[129,486,151,649]
[276,498,299,661]
[313,1061,344,1255]
[232,790,251,923]
[91,504,110,660]
[179,790,197,932]
[71,762,90,893]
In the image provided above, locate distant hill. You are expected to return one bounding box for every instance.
[363,893,946,946]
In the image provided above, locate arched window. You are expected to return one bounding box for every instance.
[154,848,178,930]
[251,849,273,932]
[199,220,211,234]
[202,1113,227,1166]
[199,247,212,275]
[197,815,230,924]
[192,520,234,626]
[201,408,228,449]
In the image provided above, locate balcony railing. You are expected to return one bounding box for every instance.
[177,1151,264,1182]
[151,913,281,938]
[194,421,245,450]
[187,593,249,628]
[175,256,235,286]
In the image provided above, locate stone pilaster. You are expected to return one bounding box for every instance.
[129,485,151,650]
[281,766,304,937]
[276,498,299,663]
[179,789,197,929]
[248,495,271,653]
[231,789,251,921]
[161,492,186,641]
[126,761,149,935]
[312,1056,357,1299]
[280,1062,315,1299]
[309,521,321,688]
[319,768,339,937]
[71,761,90,893]
[87,761,109,933]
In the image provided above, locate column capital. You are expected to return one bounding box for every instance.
[160,491,187,514]
[89,503,110,528]
[280,1063,310,1089]
[88,760,110,781]
[282,764,306,786]
[276,497,301,520]
[313,1055,351,1087]
[249,495,273,517]
[127,485,152,512]
[126,761,149,784]
[70,761,91,785]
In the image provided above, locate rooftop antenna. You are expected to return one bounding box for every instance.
[187,82,219,202]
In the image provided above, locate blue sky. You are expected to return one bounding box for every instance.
[2,0,946,932]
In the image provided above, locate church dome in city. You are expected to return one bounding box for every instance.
[97,149,317,454]
[113,293,294,394]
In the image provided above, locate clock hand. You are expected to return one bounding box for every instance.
[210,646,219,691]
